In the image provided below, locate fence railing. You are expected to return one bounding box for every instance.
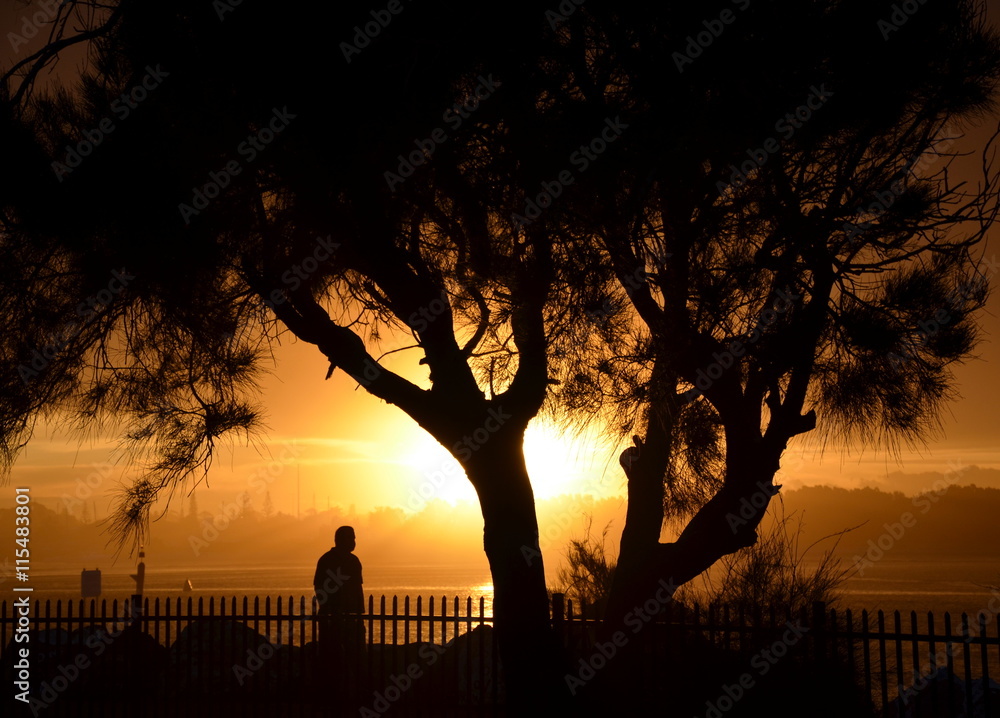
[556,598,1000,717]
[3,595,999,716]
[2,593,499,717]
[826,606,1000,717]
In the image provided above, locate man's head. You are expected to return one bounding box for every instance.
[334,525,356,551]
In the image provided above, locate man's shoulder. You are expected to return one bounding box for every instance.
[317,547,361,567]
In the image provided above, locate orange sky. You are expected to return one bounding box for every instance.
[9,272,999,525]
[2,3,999,530]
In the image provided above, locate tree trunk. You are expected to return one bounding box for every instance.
[609,441,784,618]
[602,434,671,639]
[591,420,672,712]
[466,436,568,715]
[593,436,784,711]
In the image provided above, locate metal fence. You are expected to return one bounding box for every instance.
[3,595,999,716]
[2,593,499,717]
[823,606,1000,717]
[557,598,1000,717]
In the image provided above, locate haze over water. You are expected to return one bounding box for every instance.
[15,558,1000,620]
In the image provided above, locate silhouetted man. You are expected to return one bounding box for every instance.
[314,525,365,683]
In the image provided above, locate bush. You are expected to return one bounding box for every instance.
[677,502,852,616]
[554,519,616,616]
[554,503,852,618]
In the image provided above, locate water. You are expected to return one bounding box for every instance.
[833,556,1000,618]
[11,556,999,619]
[11,563,496,611]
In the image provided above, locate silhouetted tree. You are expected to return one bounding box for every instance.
[0,2,587,710]
[531,1,1000,710]
[2,1,999,713]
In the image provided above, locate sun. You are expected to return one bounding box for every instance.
[399,418,613,509]
[522,421,598,499]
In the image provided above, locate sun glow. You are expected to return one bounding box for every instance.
[522,421,604,499]
[399,419,615,510]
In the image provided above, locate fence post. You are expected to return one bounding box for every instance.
[812,601,827,667]
[552,593,565,648]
